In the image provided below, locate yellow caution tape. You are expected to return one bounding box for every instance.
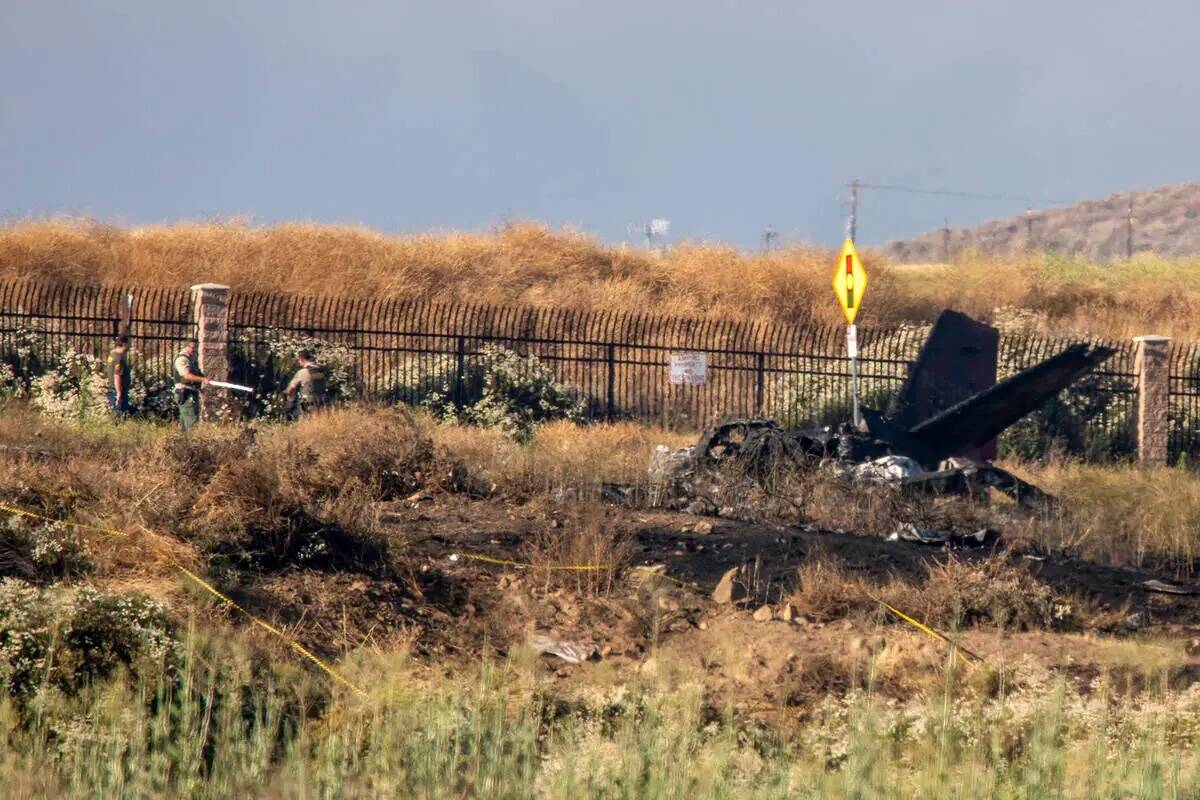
[0,501,367,699]
[168,558,367,697]
[0,501,129,538]
[450,552,612,571]
[871,595,982,667]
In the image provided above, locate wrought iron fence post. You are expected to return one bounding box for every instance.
[1133,335,1171,466]
[118,291,133,339]
[454,336,466,408]
[755,352,766,414]
[606,343,616,421]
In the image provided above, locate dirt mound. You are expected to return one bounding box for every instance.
[884,182,1200,262]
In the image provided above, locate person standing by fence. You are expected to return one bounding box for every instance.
[172,340,210,431]
[104,335,131,418]
[283,349,329,421]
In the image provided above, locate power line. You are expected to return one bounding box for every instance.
[847,181,1065,206]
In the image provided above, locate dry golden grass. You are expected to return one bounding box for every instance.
[524,503,634,598]
[0,219,882,328]
[1021,461,1200,573]
[784,456,1200,575]
[888,253,1200,339]
[0,408,190,587]
[426,418,693,495]
[10,217,1200,339]
[0,405,435,579]
[413,416,1200,574]
[6,402,1200,583]
[789,552,1055,631]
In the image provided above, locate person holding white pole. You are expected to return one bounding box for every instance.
[172,340,210,432]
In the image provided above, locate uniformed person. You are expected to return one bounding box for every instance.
[284,349,329,420]
[104,335,131,418]
[172,341,210,431]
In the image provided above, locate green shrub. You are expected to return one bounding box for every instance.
[0,579,52,697]
[0,363,19,404]
[231,329,360,417]
[59,586,177,692]
[28,346,109,421]
[0,327,174,421]
[24,520,95,580]
[0,579,177,699]
[421,344,583,440]
[996,339,1137,461]
[919,555,1056,630]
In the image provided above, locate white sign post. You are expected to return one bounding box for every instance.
[832,238,868,429]
[669,352,707,385]
[846,324,860,428]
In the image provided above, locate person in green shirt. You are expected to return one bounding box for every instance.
[104,335,131,418]
[172,341,210,431]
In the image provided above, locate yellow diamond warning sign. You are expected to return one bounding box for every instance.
[832,238,867,325]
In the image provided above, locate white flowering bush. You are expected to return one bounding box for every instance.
[0,327,42,390]
[128,369,177,420]
[0,579,53,698]
[28,348,109,420]
[231,329,360,417]
[420,344,584,440]
[61,586,178,689]
[0,579,178,699]
[0,326,175,420]
[24,520,95,579]
[0,362,18,403]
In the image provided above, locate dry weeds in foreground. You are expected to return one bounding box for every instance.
[5,218,1200,338]
[3,403,1200,575]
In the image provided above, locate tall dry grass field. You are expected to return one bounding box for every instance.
[3,639,1200,799]
[3,218,1200,338]
[0,219,876,328]
[888,253,1200,340]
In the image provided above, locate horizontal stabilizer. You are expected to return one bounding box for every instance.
[907,343,1115,461]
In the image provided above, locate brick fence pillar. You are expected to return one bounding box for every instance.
[191,283,231,422]
[1133,335,1171,466]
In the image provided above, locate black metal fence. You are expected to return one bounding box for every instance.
[225,292,931,428]
[1171,343,1200,464]
[0,280,1184,462]
[0,283,192,415]
[223,289,1147,461]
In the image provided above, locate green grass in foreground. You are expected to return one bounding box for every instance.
[3,631,1200,800]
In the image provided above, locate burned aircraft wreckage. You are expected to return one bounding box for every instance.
[654,310,1115,514]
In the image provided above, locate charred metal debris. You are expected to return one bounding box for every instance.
[650,311,1115,514]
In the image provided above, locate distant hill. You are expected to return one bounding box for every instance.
[882,182,1200,263]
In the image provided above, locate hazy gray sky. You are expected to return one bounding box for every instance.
[2,1,1197,246]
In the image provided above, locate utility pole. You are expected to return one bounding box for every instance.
[1025,207,1035,252]
[847,178,860,242]
[941,218,951,262]
[1126,198,1135,261]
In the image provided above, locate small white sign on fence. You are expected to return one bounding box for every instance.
[669,352,707,385]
